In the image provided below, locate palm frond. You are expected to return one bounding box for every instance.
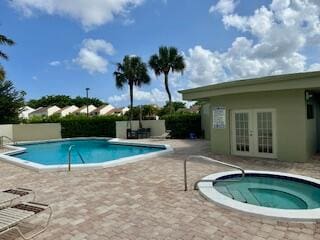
[149,54,161,76]
[172,55,186,73]
[0,66,5,81]
[0,51,8,60]
[0,35,15,46]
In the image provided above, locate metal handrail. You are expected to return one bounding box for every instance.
[68,145,85,171]
[0,136,17,147]
[184,155,245,191]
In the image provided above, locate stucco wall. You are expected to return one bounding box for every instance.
[0,125,13,143]
[206,89,309,162]
[116,120,166,139]
[12,123,61,141]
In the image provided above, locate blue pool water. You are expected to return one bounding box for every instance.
[214,174,320,209]
[11,139,165,165]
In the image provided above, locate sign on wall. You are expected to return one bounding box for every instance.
[213,107,226,129]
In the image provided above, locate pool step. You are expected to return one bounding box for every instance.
[215,185,233,199]
[229,189,247,203]
[215,185,263,205]
[215,186,247,203]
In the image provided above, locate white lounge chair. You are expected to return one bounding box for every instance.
[0,201,52,239]
[0,188,35,208]
[152,130,171,140]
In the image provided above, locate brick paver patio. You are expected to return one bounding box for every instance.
[0,139,320,239]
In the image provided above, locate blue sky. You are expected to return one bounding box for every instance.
[1,0,320,107]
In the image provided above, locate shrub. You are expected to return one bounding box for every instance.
[162,113,202,139]
[60,115,124,138]
[25,115,124,138]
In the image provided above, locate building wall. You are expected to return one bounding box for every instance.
[12,123,61,141]
[206,89,309,162]
[47,106,61,116]
[0,125,13,144]
[19,106,35,119]
[78,105,97,114]
[100,105,114,115]
[60,105,79,117]
[116,120,166,139]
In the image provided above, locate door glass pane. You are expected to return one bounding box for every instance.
[257,112,273,154]
[235,112,250,152]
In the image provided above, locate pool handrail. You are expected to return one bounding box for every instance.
[184,155,245,191]
[68,145,85,171]
[0,136,17,147]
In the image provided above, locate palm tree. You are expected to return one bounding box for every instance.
[0,66,5,81]
[149,46,185,114]
[113,55,150,130]
[0,34,15,81]
[0,34,15,60]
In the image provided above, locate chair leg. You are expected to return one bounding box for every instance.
[10,206,53,240]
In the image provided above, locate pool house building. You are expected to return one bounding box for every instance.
[180,71,320,162]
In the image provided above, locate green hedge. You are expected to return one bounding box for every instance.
[162,113,202,139]
[26,115,125,138]
[60,115,124,138]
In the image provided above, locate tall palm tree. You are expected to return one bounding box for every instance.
[0,34,15,60]
[149,46,185,114]
[113,55,150,129]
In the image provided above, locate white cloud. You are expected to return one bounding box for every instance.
[10,0,144,29]
[184,46,226,87]
[184,0,320,88]
[209,0,237,15]
[49,60,61,66]
[73,39,115,74]
[108,86,182,106]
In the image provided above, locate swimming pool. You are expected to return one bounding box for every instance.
[0,138,172,171]
[198,170,320,221]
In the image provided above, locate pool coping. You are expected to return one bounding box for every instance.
[0,137,173,172]
[198,170,320,222]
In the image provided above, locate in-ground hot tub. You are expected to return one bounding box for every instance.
[198,170,320,221]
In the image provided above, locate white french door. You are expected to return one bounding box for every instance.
[231,109,277,159]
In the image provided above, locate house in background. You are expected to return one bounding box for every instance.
[180,71,320,162]
[19,106,35,119]
[90,104,114,116]
[75,105,97,115]
[107,107,129,116]
[57,105,79,117]
[29,106,61,118]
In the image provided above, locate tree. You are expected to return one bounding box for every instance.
[142,105,159,119]
[124,105,159,120]
[114,56,150,129]
[27,95,106,108]
[0,66,5,81]
[0,76,25,123]
[149,46,185,114]
[0,34,15,81]
[158,101,186,117]
[0,34,15,61]
[72,96,105,108]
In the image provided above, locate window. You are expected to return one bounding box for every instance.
[307,103,314,119]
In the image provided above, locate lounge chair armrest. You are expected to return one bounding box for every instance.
[27,202,49,207]
[16,187,33,192]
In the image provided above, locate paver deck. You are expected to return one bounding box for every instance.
[0,139,319,239]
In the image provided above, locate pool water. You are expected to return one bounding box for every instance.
[214,174,320,209]
[12,139,164,165]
